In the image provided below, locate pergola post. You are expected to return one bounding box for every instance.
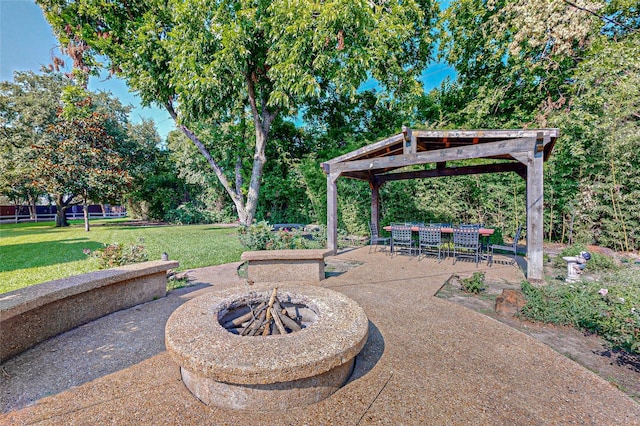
[526,133,546,282]
[370,179,381,234]
[326,171,340,254]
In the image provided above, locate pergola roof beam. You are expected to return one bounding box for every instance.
[413,129,559,139]
[324,133,405,165]
[328,137,537,174]
[376,162,526,183]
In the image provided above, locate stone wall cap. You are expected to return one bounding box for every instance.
[0,260,179,320]
[240,249,332,261]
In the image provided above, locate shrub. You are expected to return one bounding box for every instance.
[520,280,639,354]
[165,202,232,225]
[238,221,274,250]
[461,272,486,294]
[269,229,311,250]
[87,240,149,269]
[237,222,327,250]
[309,225,327,247]
[487,228,504,246]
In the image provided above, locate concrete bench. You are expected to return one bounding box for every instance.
[240,249,333,283]
[0,260,178,362]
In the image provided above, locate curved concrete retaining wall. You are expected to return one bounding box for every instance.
[0,260,178,362]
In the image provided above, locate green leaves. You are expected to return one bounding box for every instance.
[266,0,434,107]
[36,0,439,225]
[0,71,69,204]
[547,31,640,250]
[35,109,133,203]
[0,71,158,227]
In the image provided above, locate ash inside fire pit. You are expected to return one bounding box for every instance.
[219,287,317,336]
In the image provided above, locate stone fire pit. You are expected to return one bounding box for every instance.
[165,284,369,411]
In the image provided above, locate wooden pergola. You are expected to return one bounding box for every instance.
[321,128,559,282]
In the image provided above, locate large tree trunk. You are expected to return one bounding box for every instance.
[243,75,277,226]
[55,194,72,227]
[56,207,69,227]
[243,123,268,225]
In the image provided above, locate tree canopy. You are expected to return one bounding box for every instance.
[0,71,161,229]
[37,0,439,225]
[432,0,640,249]
[0,72,68,212]
[34,108,134,228]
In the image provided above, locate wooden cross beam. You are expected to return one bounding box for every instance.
[328,137,537,174]
[376,162,526,183]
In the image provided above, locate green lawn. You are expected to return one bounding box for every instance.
[0,220,243,294]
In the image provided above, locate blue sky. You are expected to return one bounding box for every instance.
[1,1,454,141]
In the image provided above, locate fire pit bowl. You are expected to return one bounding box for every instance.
[165,284,369,411]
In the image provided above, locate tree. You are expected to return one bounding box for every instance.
[126,147,191,221]
[0,71,68,217]
[435,0,640,250]
[37,0,438,225]
[547,31,640,250]
[1,70,155,229]
[438,0,604,128]
[32,95,134,231]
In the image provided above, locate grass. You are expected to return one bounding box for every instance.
[166,277,191,292]
[0,220,243,294]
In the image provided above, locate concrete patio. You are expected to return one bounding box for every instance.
[2,247,639,424]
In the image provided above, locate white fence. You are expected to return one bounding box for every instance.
[0,211,127,224]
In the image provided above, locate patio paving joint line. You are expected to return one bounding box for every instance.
[356,371,394,425]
